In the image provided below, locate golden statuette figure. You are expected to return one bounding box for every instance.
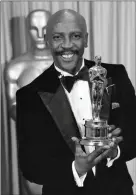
[81,56,111,146]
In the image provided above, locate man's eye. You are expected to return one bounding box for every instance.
[53,35,62,41]
[100,74,104,77]
[72,34,81,40]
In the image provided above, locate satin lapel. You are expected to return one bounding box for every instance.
[38,86,80,154]
[100,77,112,121]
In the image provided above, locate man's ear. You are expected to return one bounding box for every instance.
[84,33,88,48]
[46,39,50,48]
[45,32,50,47]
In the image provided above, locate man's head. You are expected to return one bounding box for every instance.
[46,9,88,74]
[27,9,51,50]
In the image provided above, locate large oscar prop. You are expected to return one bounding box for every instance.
[5,9,53,121]
[81,56,111,146]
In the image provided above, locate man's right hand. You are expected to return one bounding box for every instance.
[72,137,111,177]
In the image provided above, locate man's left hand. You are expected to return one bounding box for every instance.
[107,125,123,159]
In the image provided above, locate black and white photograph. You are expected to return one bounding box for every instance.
[1,1,136,195]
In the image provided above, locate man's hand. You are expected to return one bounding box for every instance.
[72,137,111,177]
[107,125,123,159]
[72,126,123,176]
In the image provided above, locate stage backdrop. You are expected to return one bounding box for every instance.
[1,1,136,195]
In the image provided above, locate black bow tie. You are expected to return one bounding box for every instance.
[60,66,89,92]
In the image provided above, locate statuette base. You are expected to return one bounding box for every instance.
[80,137,112,146]
[80,119,111,146]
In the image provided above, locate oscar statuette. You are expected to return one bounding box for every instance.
[81,56,111,146]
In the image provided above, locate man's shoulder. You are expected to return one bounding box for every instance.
[16,69,45,96]
[16,81,35,100]
[16,71,45,97]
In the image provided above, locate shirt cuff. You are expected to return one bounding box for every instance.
[72,161,87,187]
[107,146,120,167]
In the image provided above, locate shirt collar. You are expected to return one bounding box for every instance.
[54,59,85,78]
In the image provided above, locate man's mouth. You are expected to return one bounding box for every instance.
[60,51,77,61]
[61,53,74,59]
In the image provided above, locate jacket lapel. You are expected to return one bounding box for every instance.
[37,68,80,154]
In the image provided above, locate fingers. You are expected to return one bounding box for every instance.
[91,135,123,165]
[88,145,110,162]
[109,125,116,132]
[111,136,123,146]
[94,148,112,165]
[108,125,116,138]
[111,128,121,136]
[108,126,122,139]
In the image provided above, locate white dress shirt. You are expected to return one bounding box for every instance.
[55,59,120,187]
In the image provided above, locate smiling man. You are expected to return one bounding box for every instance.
[46,9,88,74]
[16,9,136,195]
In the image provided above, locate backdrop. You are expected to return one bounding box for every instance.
[1,1,136,195]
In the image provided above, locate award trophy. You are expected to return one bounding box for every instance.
[81,56,111,146]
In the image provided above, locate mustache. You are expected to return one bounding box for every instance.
[54,49,79,56]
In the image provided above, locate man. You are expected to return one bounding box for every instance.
[5,9,53,120]
[16,9,136,195]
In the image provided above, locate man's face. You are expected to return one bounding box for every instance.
[47,16,88,74]
[29,11,49,50]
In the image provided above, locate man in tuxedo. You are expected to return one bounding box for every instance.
[16,9,136,195]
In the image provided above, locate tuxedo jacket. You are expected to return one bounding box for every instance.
[16,59,136,195]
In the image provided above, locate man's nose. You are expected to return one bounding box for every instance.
[61,37,73,49]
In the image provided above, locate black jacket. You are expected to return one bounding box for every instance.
[16,59,136,195]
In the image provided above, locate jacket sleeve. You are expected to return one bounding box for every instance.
[112,65,136,162]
